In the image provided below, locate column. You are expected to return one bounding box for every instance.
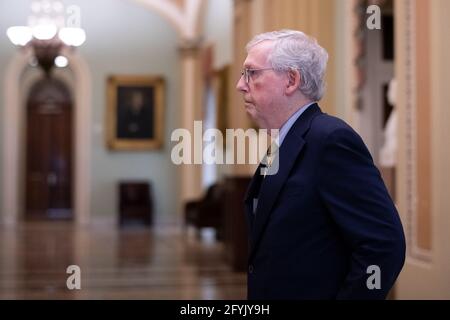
[178,39,203,210]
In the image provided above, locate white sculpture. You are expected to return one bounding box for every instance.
[379,78,397,167]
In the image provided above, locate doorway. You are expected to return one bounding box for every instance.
[358,0,395,164]
[25,77,73,220]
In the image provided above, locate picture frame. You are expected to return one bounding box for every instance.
[106,75,165,150]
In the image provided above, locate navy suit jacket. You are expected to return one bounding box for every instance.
[244,104,406,300]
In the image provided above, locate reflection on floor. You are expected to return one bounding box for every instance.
[0,222,246,299]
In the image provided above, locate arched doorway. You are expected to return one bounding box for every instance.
[25,77,73,220]
[2,47,92,226]
[356,0,395,164]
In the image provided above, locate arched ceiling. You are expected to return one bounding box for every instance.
[129,0,204,41]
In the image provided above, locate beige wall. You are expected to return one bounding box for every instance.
[228,0,256,176]
[396,0,450,299]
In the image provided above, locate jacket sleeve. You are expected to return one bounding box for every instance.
[317,127,406,299]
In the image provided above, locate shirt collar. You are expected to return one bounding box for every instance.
[274,102,315,147]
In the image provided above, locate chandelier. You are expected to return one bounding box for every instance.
[6,0,86,74]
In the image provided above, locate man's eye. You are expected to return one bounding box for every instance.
[247,70,256,76]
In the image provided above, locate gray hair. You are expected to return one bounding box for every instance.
[246,29,328,101]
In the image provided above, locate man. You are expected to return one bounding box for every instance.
[236,30,405,300]
[117,89,154,139]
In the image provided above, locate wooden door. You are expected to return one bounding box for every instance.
[26,78,73,220]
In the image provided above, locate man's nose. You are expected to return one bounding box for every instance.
[236,75,248,93]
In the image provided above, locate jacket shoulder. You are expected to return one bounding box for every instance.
[307,113,361,142]
[312,113,353,133]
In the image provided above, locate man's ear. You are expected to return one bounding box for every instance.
[285,69,301,96]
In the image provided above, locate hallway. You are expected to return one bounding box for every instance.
[0,222,246,299]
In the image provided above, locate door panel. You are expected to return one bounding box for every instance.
[26,79,72,220]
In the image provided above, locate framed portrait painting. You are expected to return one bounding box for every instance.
[106,75,165,150]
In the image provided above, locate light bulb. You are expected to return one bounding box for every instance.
[55,55,68,68]
[58,27,86,46]
[33,24,57,40]
[6,26,33,46]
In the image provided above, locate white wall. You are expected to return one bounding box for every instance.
[203,0,233,69]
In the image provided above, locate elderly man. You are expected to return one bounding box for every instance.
[236,30,405,300]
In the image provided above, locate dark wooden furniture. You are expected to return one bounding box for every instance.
[184,183,226,240]
[118,181,153,227]
[184,177,251,272]
[223,176,251,272]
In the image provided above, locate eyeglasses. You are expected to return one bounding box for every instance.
[240,67,274,84]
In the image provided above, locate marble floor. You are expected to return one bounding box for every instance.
[0,222,247,299]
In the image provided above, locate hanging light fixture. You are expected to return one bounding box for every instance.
[6,0,86,75]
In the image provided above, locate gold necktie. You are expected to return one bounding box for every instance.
[263,143,277,178]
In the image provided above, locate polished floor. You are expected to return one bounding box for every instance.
[0,222,246,299]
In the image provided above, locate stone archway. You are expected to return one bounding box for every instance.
[130,0,205,40]
[1,47,92,226]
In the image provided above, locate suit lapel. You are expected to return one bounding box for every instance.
[244,162,264,230]
[248,104,322,260]
[244,163,263,203]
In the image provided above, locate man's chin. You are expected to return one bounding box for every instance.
[244,108,255,119]
[245,102,256,112]
[244,113,260,128]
